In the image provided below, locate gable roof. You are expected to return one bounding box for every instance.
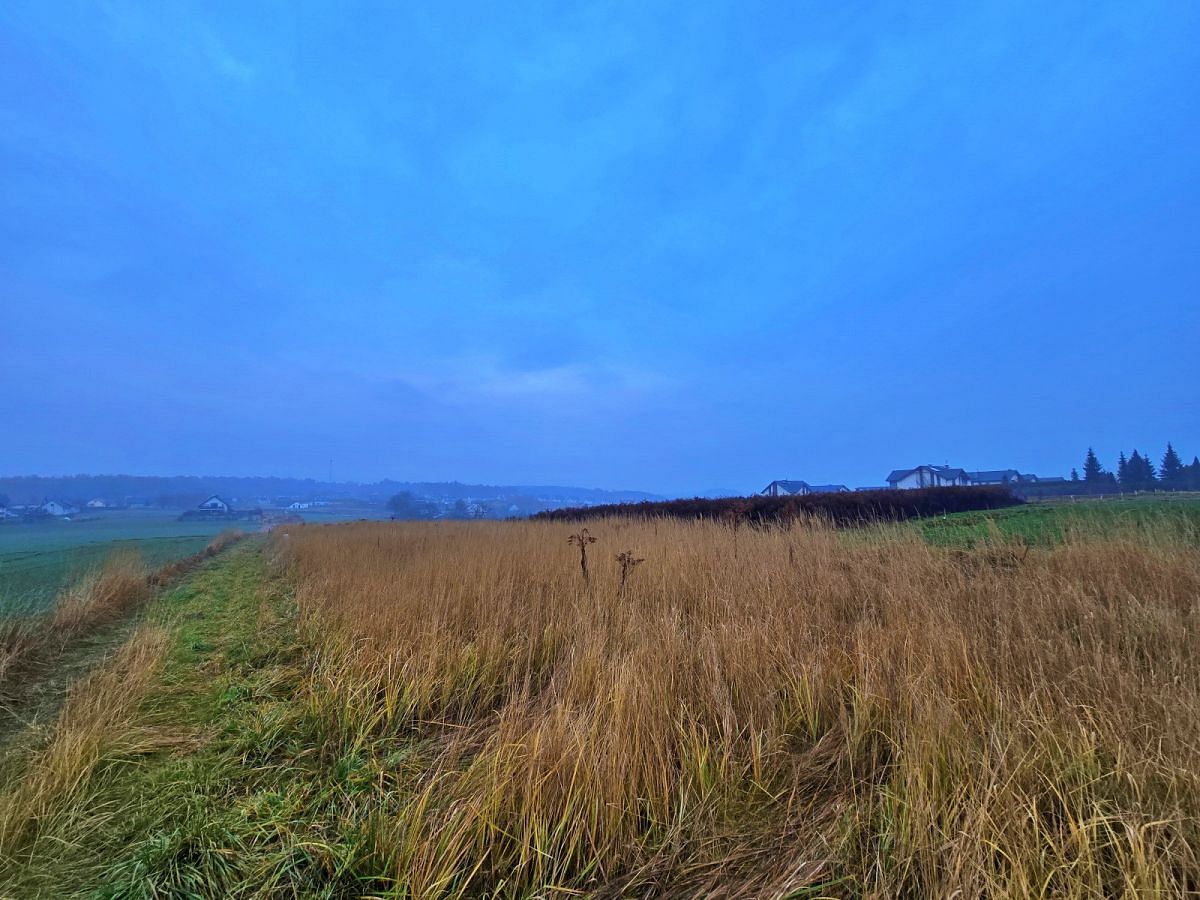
[934,467,969,479]
[199,494,231,508]
[762,480,810,494]
[887,465,969,484]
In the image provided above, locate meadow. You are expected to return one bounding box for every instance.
[915,494,1200,548]
[0,501,1197,897]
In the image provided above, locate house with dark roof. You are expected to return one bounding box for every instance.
[761,480,850,496]
[885,465,971,490]
[966,469,1023,485]
[968,470,1068,486]
[198,495,232,512]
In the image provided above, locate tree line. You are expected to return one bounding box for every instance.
[1074,443,1200,491]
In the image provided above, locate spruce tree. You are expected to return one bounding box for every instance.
[1117,452,1129,484]
[1128,450,1145,487]
[1082,448,1104,483]
[1161,442,1184,488]
[1070,467,1080,482]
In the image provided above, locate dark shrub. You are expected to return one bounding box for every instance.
[531,486,1022,527]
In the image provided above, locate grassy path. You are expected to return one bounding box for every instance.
[0,538,311,897]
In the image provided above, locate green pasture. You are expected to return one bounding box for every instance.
[915,494,1200,547]
[0,510,257,617]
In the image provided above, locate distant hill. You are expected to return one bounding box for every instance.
[0,474,661,509]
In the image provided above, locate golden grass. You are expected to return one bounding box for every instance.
[277,517,1200,897]
[50,550,151,633]
[0,625,169,855]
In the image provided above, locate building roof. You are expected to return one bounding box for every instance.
[967,469,1019,482]
[933,466,968,479]
[200,494,231,508]
[808,484,849,493]
[762,480,810,493]
[887,465,969,484]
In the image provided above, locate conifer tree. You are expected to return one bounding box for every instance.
[1082,448,1104,483]
[1161,443,1184,487]
[1128,450,1145,487]
[1070,467,1080,482]
[1117,451,1129,484]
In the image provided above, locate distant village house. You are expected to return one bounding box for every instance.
[180,494,261,522]
[761,480,850,496]
[40,500,79,517]
[885,466,972,489]
[886,465,1066,490]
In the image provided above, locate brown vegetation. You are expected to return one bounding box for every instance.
[274,516,1200,897]
[0,626,169,856]
[533,485,1023,526]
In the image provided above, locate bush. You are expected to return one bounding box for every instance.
[532,486,1022,526]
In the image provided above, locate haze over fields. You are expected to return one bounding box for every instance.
[2,2,1198,493]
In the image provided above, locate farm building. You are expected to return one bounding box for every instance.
[198,495,232,512]
[86,498,109,508]
[40,500,79,517]
[761,480,850,496]
[885,465,971,490]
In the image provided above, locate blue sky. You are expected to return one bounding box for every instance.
[2,2,1197,494]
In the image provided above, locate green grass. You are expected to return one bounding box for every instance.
[0,539,402,897]
[915,494,1200,547]
[0,510,258,616]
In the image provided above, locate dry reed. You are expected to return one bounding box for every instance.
[277,517,1200,897]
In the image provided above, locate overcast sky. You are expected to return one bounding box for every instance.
[2,2,1197,494]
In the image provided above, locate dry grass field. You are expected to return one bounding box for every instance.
[0,514,1197,897]
[275,516,1200,897]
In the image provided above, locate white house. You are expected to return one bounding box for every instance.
[86,498,109,509]
[761,480,851,497]
[762,480,812,496]
[885,465,971,490]
[198,495,232,512]
[41,500,79,517]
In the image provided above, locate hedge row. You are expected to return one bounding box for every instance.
[532,486,1022,527]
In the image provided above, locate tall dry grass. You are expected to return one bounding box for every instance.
[277,517,1200,897]
[0,625,170,855]
[50,550,151,633]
